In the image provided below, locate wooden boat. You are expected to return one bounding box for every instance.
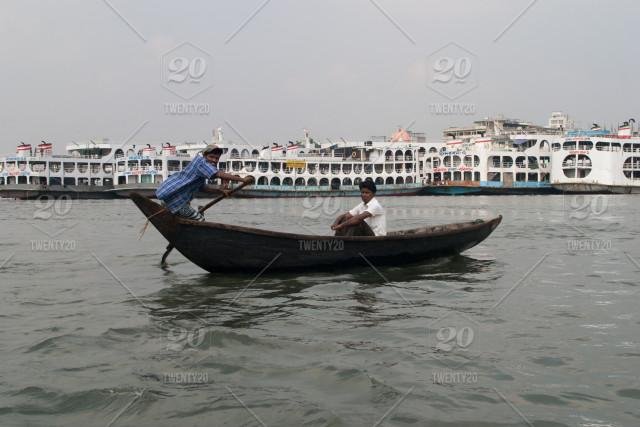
[130,193,502,273]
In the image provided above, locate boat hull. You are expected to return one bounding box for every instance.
[130,193,502,272]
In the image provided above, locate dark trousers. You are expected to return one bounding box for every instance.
[334,216,375,237]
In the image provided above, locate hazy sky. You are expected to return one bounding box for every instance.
[1,0,639,153]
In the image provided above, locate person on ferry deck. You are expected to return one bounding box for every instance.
[155,144,252,221]
[331,179,387,236]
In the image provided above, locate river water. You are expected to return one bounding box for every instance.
[0,194,638,426]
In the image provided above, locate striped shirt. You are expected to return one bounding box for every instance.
[156,154,218,213]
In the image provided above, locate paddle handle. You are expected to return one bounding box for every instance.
[198,179,253,214]
[161,179,253,266]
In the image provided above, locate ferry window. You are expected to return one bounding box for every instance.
[563,141,577,150]
[623,157,640,179]
[552,143,561,151]
[578,141,593,150]
[595,142,609,151]
[611,143,621,152]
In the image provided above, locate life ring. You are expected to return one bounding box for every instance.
[352,152,357,159]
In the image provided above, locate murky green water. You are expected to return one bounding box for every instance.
[1,194,638,426]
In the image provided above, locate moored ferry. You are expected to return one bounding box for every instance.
[550,121,640,193]
[0,128,429,199]
[3,115,638,199]
[419,115,564,195]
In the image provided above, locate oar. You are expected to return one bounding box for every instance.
[161,179,253,266]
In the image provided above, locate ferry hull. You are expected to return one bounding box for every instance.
[552,183,640,194]
[113,184,424,199]
[421,185,561,196]
[0,184,424,199]
[0,185,118,200]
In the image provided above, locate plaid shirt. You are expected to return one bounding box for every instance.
[156,154,218,213]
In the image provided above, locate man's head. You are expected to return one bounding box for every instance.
[203,144,224,164]
[359,179,376,203]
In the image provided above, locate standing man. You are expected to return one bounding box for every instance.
[331,179,386,236]
[156,144,252,221]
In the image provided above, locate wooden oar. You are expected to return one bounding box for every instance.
[160,179,253,266]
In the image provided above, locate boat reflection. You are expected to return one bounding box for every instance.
[148,255,498,328]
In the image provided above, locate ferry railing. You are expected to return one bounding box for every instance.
[248,183,423,191]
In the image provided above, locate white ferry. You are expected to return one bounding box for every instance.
[0,128,428,199]
[550,121,640,193]
[419,116,564,195]
[3,115,636,199]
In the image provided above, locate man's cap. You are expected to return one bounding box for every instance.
[203,144,223,155]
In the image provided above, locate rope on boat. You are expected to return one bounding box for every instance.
[137,208,168,240]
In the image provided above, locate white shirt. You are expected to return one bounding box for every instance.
[349,197,387,236]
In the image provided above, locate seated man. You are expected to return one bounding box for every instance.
[331,179,386,236]
[156,144,251,220]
